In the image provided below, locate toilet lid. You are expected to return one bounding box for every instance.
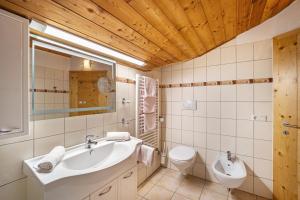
[169,146,195,161]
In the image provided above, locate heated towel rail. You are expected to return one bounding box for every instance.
[135,74,160,150]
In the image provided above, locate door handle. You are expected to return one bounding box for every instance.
[282,122,300,129]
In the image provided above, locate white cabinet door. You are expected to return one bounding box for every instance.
[90,180,118,200]
[0,9,28,138]
[118,167,137,200]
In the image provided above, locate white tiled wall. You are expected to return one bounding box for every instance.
[0,64,160,200]
[160,39,273,199]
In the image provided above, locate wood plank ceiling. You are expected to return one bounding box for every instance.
[0,0,294,69]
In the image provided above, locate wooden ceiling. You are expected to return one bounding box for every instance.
[0,0,294,69]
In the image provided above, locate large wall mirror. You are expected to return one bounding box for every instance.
[31,38,116,120]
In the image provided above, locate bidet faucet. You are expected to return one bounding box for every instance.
[85,135,98,149]
[227,151,232,161]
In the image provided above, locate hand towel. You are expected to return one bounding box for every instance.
[138,145,155,166]
[143,96,156,113]
[143,113,156,132]
[35,146,65,173]
[106,132,130,141]
[144,77,156,97]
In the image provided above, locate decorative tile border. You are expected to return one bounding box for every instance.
[116,77,136,84]
[159,77,273,88]
[31,77,273,92]
[30,89,69,93]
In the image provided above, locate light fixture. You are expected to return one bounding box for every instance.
[29,20,145,66]
[83,59,91,70]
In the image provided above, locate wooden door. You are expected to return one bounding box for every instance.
[273,29,300,200]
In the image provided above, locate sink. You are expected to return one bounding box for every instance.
[62,142,131,170]
[23,137,142,185]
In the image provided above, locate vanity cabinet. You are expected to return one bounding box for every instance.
[91,179,118,200]
[118,167,137,200]
[90,167,137,200]
[0,9,29,138]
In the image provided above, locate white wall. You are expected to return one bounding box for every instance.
[160,38,273,199]
[0,63,160,200]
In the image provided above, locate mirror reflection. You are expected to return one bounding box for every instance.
[31,41,116,120]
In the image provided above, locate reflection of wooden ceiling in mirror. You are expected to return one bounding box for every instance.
[0,0,294,69]
[35,46,71,58]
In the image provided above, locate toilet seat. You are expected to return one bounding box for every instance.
[169,146,195,161]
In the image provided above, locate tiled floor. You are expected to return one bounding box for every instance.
[137,168,269,200]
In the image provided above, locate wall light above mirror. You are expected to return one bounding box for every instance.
[31,35,116,120]
[29,20,145,66]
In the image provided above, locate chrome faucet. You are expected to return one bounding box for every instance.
[227,151,232,161]
[85,135,98,149]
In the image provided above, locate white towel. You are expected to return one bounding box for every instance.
[143,113,156,132]
[144,77,156,97]
[143,96,156,113]
[138,145,155,166]
[35,146,65,173]
[106,132,130,141]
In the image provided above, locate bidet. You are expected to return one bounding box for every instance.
[212,152,247,190]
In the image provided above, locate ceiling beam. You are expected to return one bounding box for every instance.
[127,0,197,58]
[178,0,216,50]
[52,0,176,64]
[220,0,237,40]
[91,0,188,61]
[261,0,294,22]
[4,0,166,66]
[153,0,206,55]
[200,0,226,45]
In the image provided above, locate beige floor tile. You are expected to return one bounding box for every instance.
[145,185,174,200]
[203,181,229,196]
[148,170,164,184]
[176,182,203,200]
[157,175,183,192]
[256,196,271,200]
[228,189,256,200]
[164,169,184,179]
[138,181,154,196]
[200,189,228,200]
[171,193,192,200]
[136,195,145,200]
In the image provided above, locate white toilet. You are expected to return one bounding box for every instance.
[168,145,196,175]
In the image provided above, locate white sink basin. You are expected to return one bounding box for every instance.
[62,142,131,170]
[23,137,142,185]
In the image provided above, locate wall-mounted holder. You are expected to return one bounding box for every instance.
[121,118,130,126]
[122,98,131,104]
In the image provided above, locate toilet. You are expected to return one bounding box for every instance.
[168,145,196,175]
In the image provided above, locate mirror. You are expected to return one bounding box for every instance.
[31,39,116,120]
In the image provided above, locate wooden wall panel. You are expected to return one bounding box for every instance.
[53,0,175,63]
[273,30,299,200]
[0,0,294,69]
[178,0,216,50]
[220,0,237,40]
[92,0,188,61]
[200,0,226,45]
[127,0,197,58]
[6,0,166,66]
[153,0,206,54]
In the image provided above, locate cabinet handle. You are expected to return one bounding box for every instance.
[123,171,133,179]
[98,185,112,196]
[0,128,19,135]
